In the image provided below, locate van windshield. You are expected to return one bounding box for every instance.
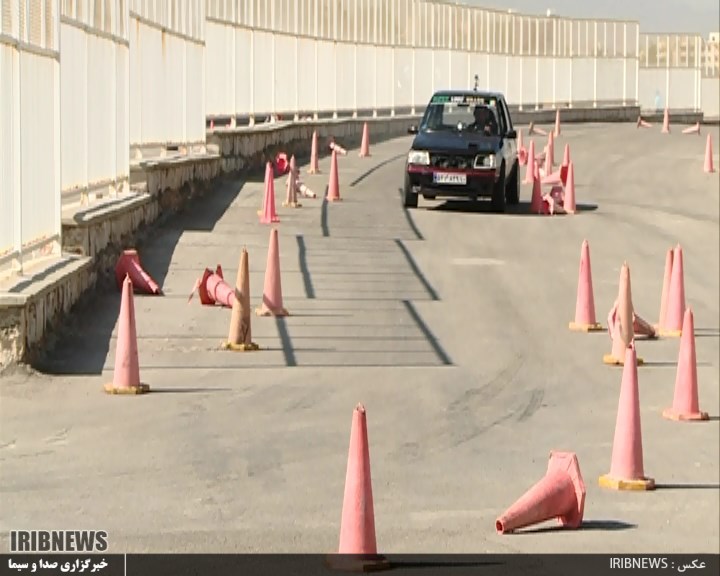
[420,94,501,135]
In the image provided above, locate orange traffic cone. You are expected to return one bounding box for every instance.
[546,132,555,169]
[656,248,674,333]
[554,109,561,137]
[704,134,715,173]
[517,130,527,166]
[662,308,709,421]
[560,144,570,185]
[115,249,162,295]
[636,115,652,129]
[523,140,536,184]
[661,244,686,337]
[328,404,390,572]
[682,122,701,135]
[256,228,289,317]
[496,451,585,534]
[259,161,280,224]
[569,240,603,332]
[599,345,655,491]
[327,149,342,202]
[563,162,576,214]
[662,108,670,134]
[359,122,371,157]
[104,275,150,395]
[308,130,320,174]
[604,263,645,366]
[530,164,543,214]
[188,265,237,308]
[222,249,260,352]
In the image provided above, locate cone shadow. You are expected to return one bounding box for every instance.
[655,483,720,490]
[427,199,598,215]
[394,239,440,301]
[387,558,503,571]
[150,387,232,394]
[295,235,315,298]
[275,317,298,367]
[320,196,330,237]
[513,519,638,534]
[402,300,453,366]
[397,188,425,240]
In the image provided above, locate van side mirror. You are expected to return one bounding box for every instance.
[506,129,517,139]
[408,125,418,135]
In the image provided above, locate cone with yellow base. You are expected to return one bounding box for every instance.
[221,248,260,352]
[599,345,655,491]
[660,244,686,338]
[603,263,644,366]
[104,275,150,395]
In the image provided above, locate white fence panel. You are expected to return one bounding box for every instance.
[235,28,253,115]
[597,59,625,104]
[376,47,393,109]
[205,20,234,117]
[1,0,61,277]
[537,58,554,104]
[316,40,334,113]
[519,57,537,108]
[394,47,413,109]
[275,34,297,114]
[555,58,572,105]
[129,0,205,151]
[335,42,354,114]
[701,77,720,119]
[572,58,595,106]
[414,48,434,107]
[296,37,316,113]
[433,49,450,93]
[450,51,468,90]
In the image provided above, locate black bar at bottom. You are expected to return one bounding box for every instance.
[2,554,718,576]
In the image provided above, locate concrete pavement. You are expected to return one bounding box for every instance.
[1,124,718,554]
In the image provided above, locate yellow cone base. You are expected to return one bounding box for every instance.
[325,555,392,573]
[256,306,289,317]
[257,209,263,216]
[282,201,302,208]
[658,329,682,338]
[603,354,645,366]
[599,474,655,491]
[221,341,260,352]
[569,321,604,332]
[359,153,371,158]
[662,408,709,422]
[327,197,343,202]
[308,168,320,174]
[104,383,150,395]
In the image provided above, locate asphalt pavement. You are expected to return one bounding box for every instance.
[0,123,718,554]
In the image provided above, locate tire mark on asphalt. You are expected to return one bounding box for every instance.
[349,153,407,187]
[516,388,545,422]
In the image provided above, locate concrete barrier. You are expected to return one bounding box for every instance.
[0,107,644,373]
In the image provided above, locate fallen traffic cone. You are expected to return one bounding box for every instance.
[115,249,162,295]
[599,345,655,491]
[663,308,709,422]
[274,152,290,175]
[656,247,674,333]
[359,122,371,157]
[528,122,547,136]
[104,275,150,395]
[704,134,715,173]
[298,180,317,198]
[259,161,280,224]
[523,140,536,184]
[518,130,527,166]
[603,263,645,366]
[256,228,289,317]
[496,451,585,534]
[563,161,576,214]
[554,109,561,137]
[308,130,320,174]
[662,108,670,134]
[660,244,686,337]
[327,404,390,572]
[636,115,652,129]
[188,265,237,308]
[632,312,658,339]
[327,149,342,202]
[330,140,348,155]
[530,164,543,214]
[569,240,603,332]
[682,122,701,135]
[221,248,259,352]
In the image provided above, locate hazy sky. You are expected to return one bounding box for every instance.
[464,0,719,37]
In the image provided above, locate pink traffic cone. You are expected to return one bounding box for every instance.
[569,240,603,331]
[327,150,342,202]
[661,244,686,337]
[259,161,280,224]
[115,250,162,295]
[256,228,289,317]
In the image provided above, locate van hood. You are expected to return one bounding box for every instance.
[411,130,502,153]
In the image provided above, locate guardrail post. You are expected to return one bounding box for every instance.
[622,23,627,105]
[593,22,598,108]
[352,43,358,118]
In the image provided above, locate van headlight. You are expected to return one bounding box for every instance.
[408,150,430,165]
[474,154,496,169]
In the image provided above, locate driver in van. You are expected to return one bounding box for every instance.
[469,104,499,135]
